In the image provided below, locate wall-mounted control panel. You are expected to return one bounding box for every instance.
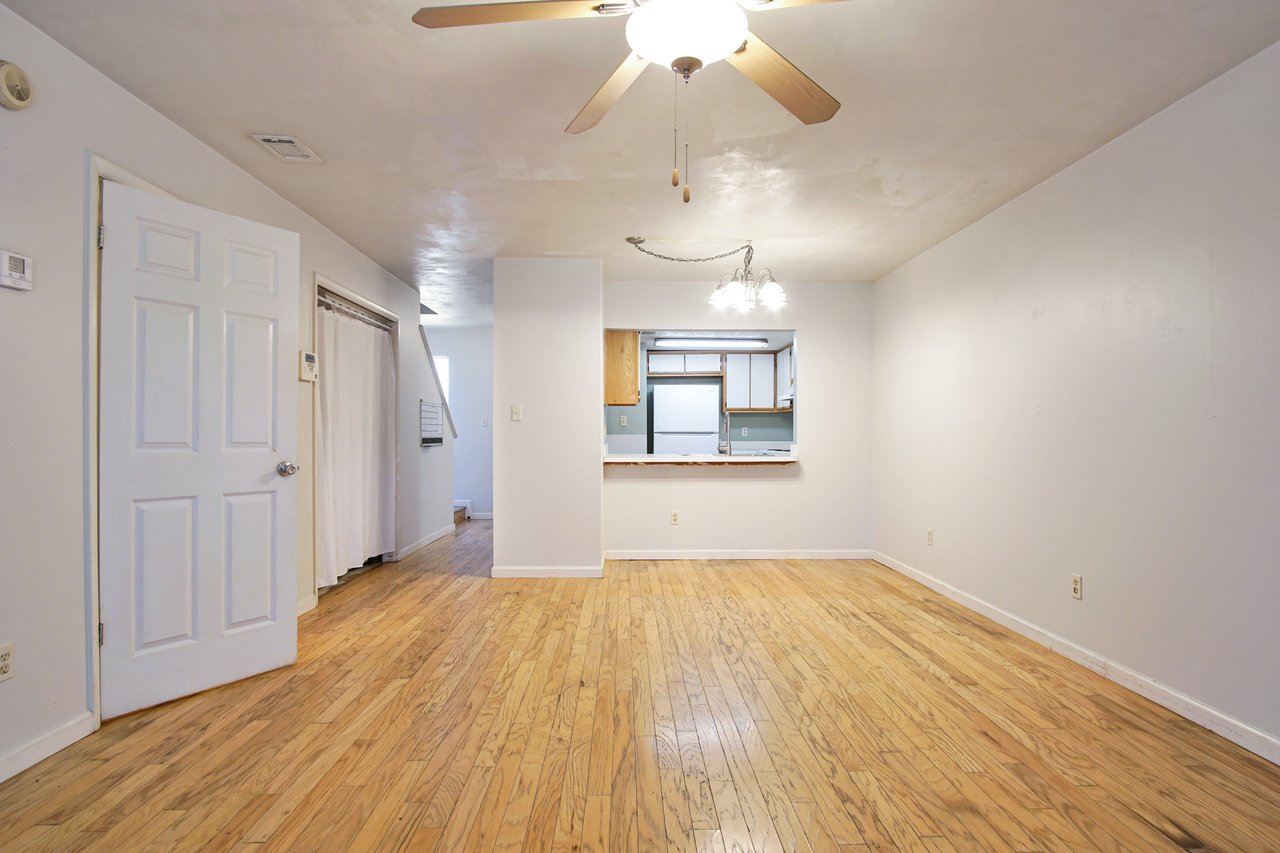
[0,250,33,291]
[299,351,318,382]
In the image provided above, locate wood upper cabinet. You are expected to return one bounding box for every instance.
[604,330,640,405]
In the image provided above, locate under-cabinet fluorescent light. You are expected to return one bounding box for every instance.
[653,338,769,349]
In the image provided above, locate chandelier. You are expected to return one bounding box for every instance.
[627,237,788,311]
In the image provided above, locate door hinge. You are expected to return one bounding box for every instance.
[97,224,105,249]
[98,623,104,647]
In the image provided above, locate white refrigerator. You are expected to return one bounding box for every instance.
[652,384,721,454]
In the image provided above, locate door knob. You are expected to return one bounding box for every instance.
[276,461,300,477]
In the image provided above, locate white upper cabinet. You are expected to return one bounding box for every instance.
[684,353,722,373]
[648,353,685,373]
[776,346,794,408]
[749,353,775,410]
[725,354,751,409]
[648,352,724,374]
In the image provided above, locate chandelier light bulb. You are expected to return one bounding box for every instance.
[626,0,749,70]
[758,272,788,308]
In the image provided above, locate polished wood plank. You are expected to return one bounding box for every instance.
[2,521,1279,851]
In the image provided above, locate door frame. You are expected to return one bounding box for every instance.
[310,273,402,599]
[84,155,176,729]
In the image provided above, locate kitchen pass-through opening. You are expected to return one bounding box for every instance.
[604,329,796,459]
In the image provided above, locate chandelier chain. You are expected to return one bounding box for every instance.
[628,240,754,268]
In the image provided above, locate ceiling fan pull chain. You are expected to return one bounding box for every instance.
[672,71,680,187]
[683,75,692,203]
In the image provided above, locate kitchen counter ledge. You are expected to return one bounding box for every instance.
[604,453,798,466]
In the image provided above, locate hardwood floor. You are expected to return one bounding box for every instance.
[2,519,1278,851]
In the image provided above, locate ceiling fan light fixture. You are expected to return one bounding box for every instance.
[625,0,749,70]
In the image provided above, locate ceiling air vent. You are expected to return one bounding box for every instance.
[251,134,323,164]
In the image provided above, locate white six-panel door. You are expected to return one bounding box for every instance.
[99,181,300,718]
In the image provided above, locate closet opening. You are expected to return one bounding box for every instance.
[315,284,399,593]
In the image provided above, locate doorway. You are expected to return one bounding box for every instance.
[313,284,399,589]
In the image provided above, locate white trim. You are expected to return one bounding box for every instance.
[0,712,96,784]
[471,512,494,520]
[605,549,875,561]
[85,155,176,733]
[297,595,318,616]
[390,523,456,561]
[492,565,604,579]
[872,551,1280,767]
[314,274,400,323]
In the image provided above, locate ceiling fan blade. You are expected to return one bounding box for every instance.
[739,0,849,9]
[413,1,616,29]
[565,53,649,134]
[725,32,840,125]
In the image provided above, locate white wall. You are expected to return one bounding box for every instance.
[873,41,1280,761]
[492,259,602,577]
[0,4,451,781]
[603,281,874,558]
[426,328,493,518]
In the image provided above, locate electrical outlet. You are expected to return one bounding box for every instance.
[619,414,628,427]
[927,528,934,546]
[670,511,679,525]
[1071,575,1083,600]
[0,643,12,683]
[741,427,749,437]
[510,405,523,422]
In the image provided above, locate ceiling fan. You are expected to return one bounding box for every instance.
[412,0,846,134]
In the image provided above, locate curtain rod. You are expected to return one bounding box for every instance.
[317,291,394,332]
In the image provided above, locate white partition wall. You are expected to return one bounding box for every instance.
[492,259,604,577]
[602,281,874,559]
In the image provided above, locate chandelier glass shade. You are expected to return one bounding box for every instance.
[708,267,787,311]
[625,0,749,70]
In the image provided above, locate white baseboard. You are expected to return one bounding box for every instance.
[297,594,317,616]
[872,551,1280,767]
[391,523,456,561]
[605,549,875,561]
[492,565,603,579]
[0,711,96,783]
[471,512,494,520]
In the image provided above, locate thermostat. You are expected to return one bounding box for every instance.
[299,351,319,382]
[0,250,32,291]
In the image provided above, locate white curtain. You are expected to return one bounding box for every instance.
[315,305,397,587]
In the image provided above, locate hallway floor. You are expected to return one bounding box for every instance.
[1,520,1278,851]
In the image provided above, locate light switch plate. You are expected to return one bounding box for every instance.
[511,405,523,422]
[0,250,33,291]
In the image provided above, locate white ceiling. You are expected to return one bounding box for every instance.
[12,0,1280,326]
